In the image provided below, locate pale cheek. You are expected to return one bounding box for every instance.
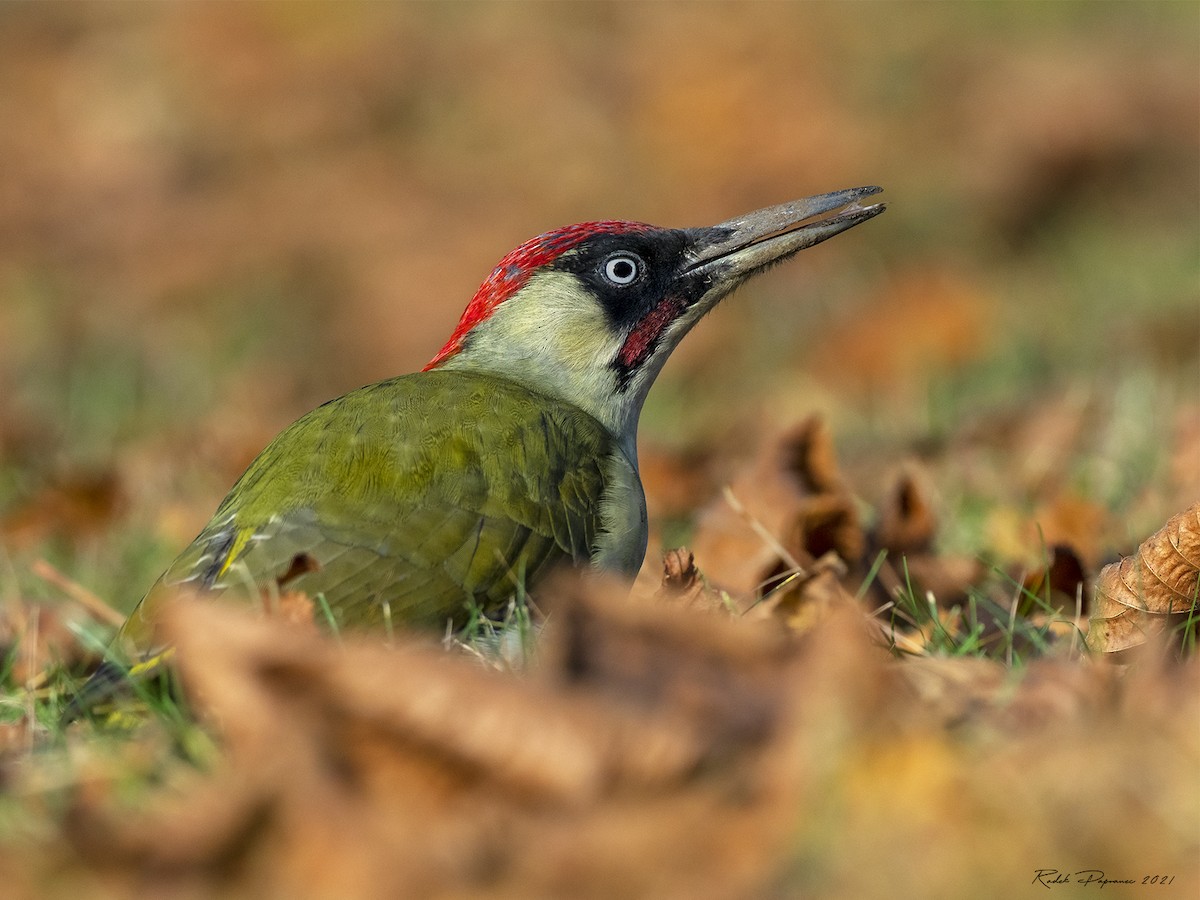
[518,276,620,371]
[552,315,622,371]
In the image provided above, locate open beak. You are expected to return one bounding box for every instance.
[686,186,886,280]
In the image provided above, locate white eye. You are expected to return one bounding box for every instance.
[603,253,642,286]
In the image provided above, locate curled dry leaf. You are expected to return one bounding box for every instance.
[659,547,699,594]
[1087,501,1200,654]
[772,417,862,571]
[1021,544,1088,617]
[689,415,864,600]
[779,415,844,495]
[873,464,937,555]
[861,465,981,617]
[750,552,857,636]
[1028,493,1110,572]
[873,465,936,556]
[652,546,721,612]
[782,492,863,571]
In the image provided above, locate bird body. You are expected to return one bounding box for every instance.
[71,186,885,714]
[120,371,642,649]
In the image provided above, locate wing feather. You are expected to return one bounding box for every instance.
[118,372,619,653]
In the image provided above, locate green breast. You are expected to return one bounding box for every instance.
[121,371,643,651]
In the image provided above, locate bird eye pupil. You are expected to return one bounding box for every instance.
[604,255,640,285]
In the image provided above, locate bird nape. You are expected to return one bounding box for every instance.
[65,186,886,719]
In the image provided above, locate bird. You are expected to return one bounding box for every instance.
[67,186,885,716]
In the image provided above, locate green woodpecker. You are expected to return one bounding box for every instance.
[70,186,884,713]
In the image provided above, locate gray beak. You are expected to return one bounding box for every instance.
[686,186,886,280]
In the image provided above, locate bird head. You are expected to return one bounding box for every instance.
[427,186,885,454]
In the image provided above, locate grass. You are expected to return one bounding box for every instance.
[878,552,1087,664]
[449,566,540,673]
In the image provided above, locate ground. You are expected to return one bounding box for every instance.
[0,4,1196,898]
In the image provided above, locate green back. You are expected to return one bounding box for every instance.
[121,371,623,651]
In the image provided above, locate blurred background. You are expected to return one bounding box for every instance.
[0,1,1196,611]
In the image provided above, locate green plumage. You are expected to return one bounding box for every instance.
[119,370,626,654]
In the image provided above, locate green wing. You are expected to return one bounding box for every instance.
[119,371,621,652]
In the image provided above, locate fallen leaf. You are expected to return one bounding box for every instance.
[1087,501,1200,654]
[652,547,720,612]
[750,552,857,636]
[61,581,803,897]
[1022,543,1089,617]
[874,464,938,555]
[690,416,863,599]
[1028,493,1110,571]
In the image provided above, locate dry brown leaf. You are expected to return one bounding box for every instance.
[688,419,815,597]
[874,464,938,555]
[858,464,982,619]
[1021,544,1089,616]
[782,492,864,570]
[1028,493,1110,571]
[61,581,805,898]
[750,552,858,636]
[899,554,985,610]
[775,417,863,571]
[687,478,795,600]
[652,547,720,612]
[0,584,1185,899]
[779,415,845,495]
[659,547,699,593]
[1086,501,1200,654]
[690,416,864,600]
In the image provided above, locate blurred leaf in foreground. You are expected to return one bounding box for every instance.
[0,579,1183,898]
